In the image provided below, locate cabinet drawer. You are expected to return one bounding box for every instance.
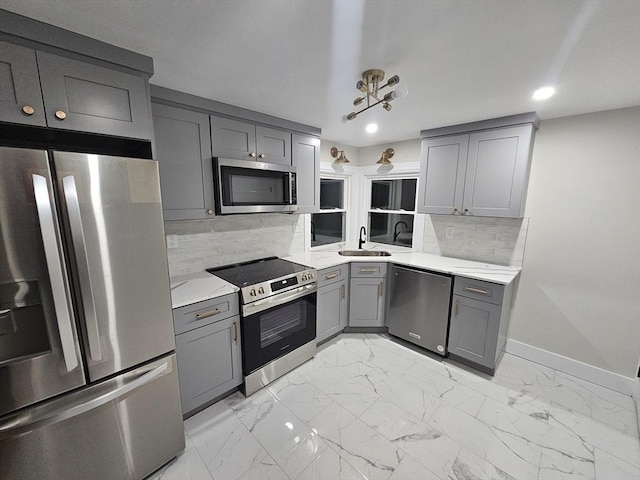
[173,293,239,334]
[317,264,348,288]
[454,277,504,306]
[350,262,387,278]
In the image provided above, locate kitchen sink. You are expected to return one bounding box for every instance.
[338,250,391,256]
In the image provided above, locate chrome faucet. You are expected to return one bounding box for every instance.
[358,226,366,249]
[393,221,409,242]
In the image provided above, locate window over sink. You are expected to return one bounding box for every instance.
[367,177,417,248]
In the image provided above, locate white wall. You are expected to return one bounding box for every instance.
[510,107,640,379]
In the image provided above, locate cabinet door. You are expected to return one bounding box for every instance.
[210,116,257,160]
[448,295,501,369]
[36,51,152,140]
[257,125,291,165]
[417,134,469,215]
[317,280,348,343]
[349,278,385,327]
[0,42,46,126]
[463,124,533,217]
[152,103,214,220]
[175,315,241,415]
[292,133,320,213]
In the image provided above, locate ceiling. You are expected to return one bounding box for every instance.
[3,0,639,147]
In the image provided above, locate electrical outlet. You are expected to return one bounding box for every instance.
[445,227,455,239]
[166,234,178,249]
[292,221,302,233]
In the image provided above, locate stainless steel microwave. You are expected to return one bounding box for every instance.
[213,158,297,214]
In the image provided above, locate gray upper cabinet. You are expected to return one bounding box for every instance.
[152,103,214,220]
[36,51,152,140]
[418,114,538,218]
[211,115,292,165]
[292,133,320,213]
[0,41,46,126]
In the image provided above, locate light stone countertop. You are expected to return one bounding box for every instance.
[170,271,239,309]
[170,250,521,309]
[283,249,521,285]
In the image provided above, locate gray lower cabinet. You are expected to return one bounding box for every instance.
[211,115,292,165]
[173,293,242,416]
[418,116,537,218]
[0,41,46,126]
[0,41,152,139]
[447,277,513,374]
[349,263,387,327]
[292,133,320,213]
[152,103,215,220]
[316,265,349,342]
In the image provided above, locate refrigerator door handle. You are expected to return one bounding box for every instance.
[32,174,79,372]
[62,175,102,361]
[0,361,169,436]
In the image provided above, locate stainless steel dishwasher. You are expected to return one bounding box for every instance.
[387,265,453,355]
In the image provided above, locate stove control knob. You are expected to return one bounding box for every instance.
[308,272,314,280]
[258,287,265,294]
[301,274,307,281]
[250,288,257,297]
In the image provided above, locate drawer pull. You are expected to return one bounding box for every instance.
[455,299,460,316]
[324,272,339,280]
[195,308,221,320]
[359,268,378,274]
[464,286,489,295]
[233,322,238,344]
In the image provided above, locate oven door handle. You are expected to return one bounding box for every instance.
[243,283,317,317]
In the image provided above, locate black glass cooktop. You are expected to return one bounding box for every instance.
[207,257,309,287]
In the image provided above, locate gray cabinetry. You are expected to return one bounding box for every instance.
[316,264,349,343]
[152,103,214,220]
[173,293,242,416]
[349,263,387,328]
[447,277,513,374]
[418,114,538,218]
[211,115,292,165]
[0,41,46,126]
[0,41,152,140]
[292,133,320,213]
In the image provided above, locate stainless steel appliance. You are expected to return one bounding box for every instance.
[0,147,184,480]
[387,264,453,355]
[208,257,316,395]
[213,157,297,214]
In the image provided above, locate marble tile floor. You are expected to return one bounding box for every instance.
[149,334,640,480]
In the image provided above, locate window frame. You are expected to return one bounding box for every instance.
[306,172,351,250]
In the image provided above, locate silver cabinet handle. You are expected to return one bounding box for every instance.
[324,272,339,280]
[259,153,265,159]
[379,281,384,297]
[0,361,168,435]
[195,308,221,320]
[452,208,459,215]
[455,299,460,316]
[462,208,470,215]
[464,286,489,295]
[359,268,378,274]
[341,284,345,299]
[62,175,102,361]
[32,174,79,372]
[249,152,256,158]
[233,322,238,344]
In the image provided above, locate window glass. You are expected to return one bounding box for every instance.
[368,213,414,246]
[320,179,343,209]
[367,177,417,247]
[311,177,346,248]
[370,179,416,210]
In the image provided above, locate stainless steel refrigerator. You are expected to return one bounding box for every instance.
[0,147,184,479]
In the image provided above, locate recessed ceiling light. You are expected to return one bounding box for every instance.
[366,123,378,134]
[532,86,555,100]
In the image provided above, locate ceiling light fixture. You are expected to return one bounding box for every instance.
[366,123,378,134]
[532,86,555,100]
[343,69,408,122]
[330,147,350,164]
[376,148,394,165]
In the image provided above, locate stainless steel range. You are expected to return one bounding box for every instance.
[207,257,317,395]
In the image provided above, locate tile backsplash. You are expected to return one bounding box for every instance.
[422,215,529,267]
[165,214,304,277]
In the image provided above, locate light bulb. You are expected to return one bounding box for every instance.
[532,86,555,100]
[342,112,357,122]
[391,86,408,100]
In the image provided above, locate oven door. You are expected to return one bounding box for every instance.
[214,157,297,214]
[241,285,316,375]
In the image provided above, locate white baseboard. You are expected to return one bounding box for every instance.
[505,339,637,396]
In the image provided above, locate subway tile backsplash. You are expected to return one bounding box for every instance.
[422,215,529,267]
[165,214,305,277]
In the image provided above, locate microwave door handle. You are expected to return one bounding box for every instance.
[32,174,79,372]
[62,175,103,361]
[288,172,294,204]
